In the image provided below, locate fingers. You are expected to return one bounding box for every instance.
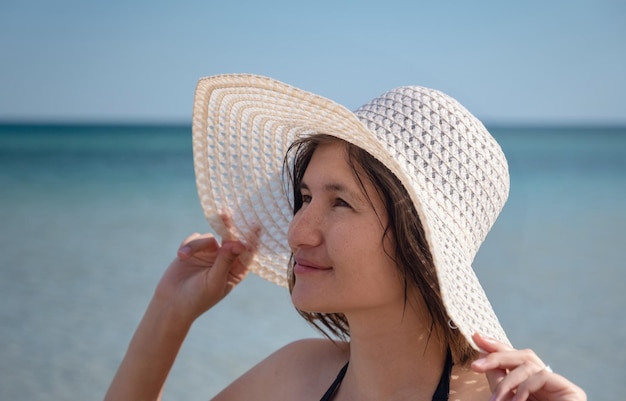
[177,233,219,259]
[473,348,545,373]
[472,334,587,401]
[471,332,511,391]
[217,212,262,266]
[515,372,587,401]
[471,333,561,401]
[473,332,512,353]
[213,222,261,278]
[511,368,551,400]
[491,361,547,401]
[177,210,262,286]
[177,215,262,266]
[219,212,236,241]
[207,240,248,282]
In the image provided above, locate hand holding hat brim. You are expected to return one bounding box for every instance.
[471,333,587,401]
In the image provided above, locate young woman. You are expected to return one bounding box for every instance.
[105,74,587,401]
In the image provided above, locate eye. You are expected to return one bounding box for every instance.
[334,197,351,208]
[301,194,312,204]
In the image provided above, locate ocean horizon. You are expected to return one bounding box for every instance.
[1,122,624,400]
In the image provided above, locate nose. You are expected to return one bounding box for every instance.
[287,203,323,250]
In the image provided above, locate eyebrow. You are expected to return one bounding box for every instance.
[299,181,366,203]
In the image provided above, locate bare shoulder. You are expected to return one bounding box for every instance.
[211,338,349,401]
[449,365,491,401]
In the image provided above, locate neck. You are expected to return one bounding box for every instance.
[339,304,448,401]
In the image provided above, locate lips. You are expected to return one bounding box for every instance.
[293,257,332,274]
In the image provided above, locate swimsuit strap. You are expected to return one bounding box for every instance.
[432,348,453,401]
[319,348,453,401]
[319,362,349,401]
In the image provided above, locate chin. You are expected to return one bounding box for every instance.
[290,285,335,314]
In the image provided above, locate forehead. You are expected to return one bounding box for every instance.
[303,142,383,203]
[303,141,353,180]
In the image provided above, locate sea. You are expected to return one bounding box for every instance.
[0,123,624,400]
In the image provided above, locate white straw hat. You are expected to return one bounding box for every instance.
[192,74,510,348]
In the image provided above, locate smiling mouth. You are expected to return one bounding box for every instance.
[293,258,332,274]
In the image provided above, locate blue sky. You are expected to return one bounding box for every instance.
[1,0,624,124]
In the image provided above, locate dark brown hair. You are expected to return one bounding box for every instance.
[283,134,478,366]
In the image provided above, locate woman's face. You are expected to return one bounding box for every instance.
[287,141,404,316]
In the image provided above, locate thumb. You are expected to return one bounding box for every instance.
[471,333,509,394]
[208,241,246,284]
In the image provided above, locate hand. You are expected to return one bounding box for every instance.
[154,215,260,324]
[471,333,587,401]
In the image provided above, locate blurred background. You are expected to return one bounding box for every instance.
[1,1,624,399]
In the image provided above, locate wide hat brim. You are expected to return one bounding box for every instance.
[192,73,510,349]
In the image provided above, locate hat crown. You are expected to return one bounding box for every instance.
[354,86,509,259]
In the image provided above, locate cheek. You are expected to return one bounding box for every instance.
[333,231,395,276]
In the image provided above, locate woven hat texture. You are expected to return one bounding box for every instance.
[192,74,510,347]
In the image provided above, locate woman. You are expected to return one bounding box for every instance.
[105,74,586,400]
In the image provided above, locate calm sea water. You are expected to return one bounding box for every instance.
[0,124,624,400]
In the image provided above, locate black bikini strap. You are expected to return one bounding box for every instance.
[319,362,349,401]
[320,348,452,401]
[432,348,453,401]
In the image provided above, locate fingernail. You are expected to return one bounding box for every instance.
[477,332,497,344]
[231,242,246,255]
[178,246,191,257]
[472,357,487,368]
[249,224,262,239]
[220,212,233,226]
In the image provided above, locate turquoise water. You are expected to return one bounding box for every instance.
[0,124,624,400]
